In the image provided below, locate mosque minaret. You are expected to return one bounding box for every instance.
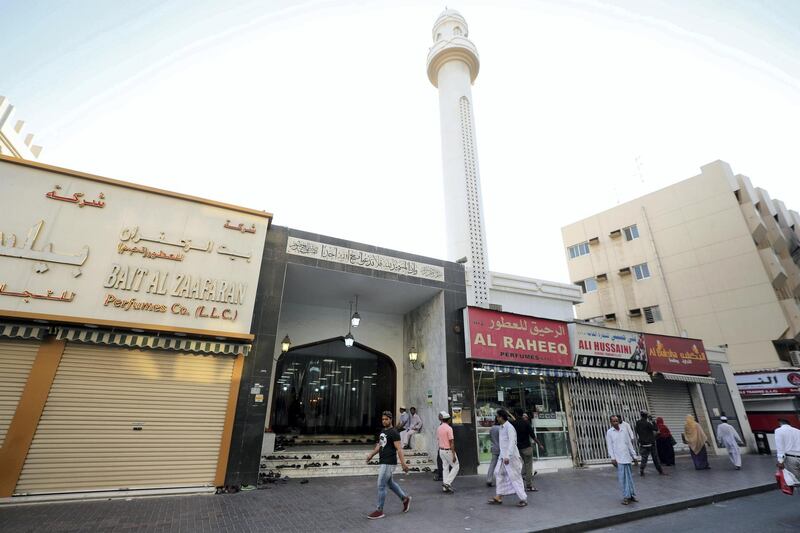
[427,9,490,307]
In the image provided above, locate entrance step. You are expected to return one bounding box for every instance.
[260,448,434,479]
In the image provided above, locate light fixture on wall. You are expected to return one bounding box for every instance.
[281,335,292,353]
[409,347,424,370]
[344,301,355,347]
[351,295,361,328]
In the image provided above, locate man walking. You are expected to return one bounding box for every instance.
[366,411,411,519]
[437,411,459,493]
[617,413,636,447]
[487,409,527,507]
[715,416,745,469]
[775,419,800,484]
[401,407,423,449]
[607,415,639,505]
[512,407,544,491]
[634,411,665,476]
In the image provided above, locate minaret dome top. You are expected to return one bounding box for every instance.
[426,8,480,87]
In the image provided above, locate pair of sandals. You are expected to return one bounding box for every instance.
[487,497,527,507]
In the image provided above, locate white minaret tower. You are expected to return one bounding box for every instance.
[427,9,490,307]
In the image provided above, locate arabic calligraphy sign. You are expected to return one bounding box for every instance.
[574,324,646,371]
[463,307,572,367]
[0,158,269,335]
[286,237,445,282]
[644,334,711,376]
[735,371,800,396]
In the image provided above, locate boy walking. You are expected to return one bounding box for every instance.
[366,411,411,519]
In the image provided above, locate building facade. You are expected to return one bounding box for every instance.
[561,160,799,438]
[0,155,269,498]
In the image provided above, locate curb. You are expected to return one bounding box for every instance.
[534,482,774,532]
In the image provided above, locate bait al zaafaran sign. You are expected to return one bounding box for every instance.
[0,156,271,337]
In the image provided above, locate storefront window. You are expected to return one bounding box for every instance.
[474,368,571,462]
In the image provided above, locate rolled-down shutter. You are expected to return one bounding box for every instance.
[15,344,234,495]
[645,378,696,453]
[0,340,40,447]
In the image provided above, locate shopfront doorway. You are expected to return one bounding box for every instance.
[270,338,396,436]
[473,368,572,463]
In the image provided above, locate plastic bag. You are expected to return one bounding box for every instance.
[783,467,799,487]
[775,469,795,495]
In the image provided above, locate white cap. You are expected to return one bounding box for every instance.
[399,406,406,410]
[720,416,728,421]
[439,411,451,419]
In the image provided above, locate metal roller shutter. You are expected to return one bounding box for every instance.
[0,340,40,447]
[15,344,234,495]
[644,377,696,453]
[567,378,649,464]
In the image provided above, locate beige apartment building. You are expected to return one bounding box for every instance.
[561,160,800,374]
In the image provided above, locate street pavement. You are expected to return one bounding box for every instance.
[591,491,800,532]
[0,455,780,532]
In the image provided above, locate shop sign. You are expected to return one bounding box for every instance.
[736,371,800,396]
[463,307,572,367]
[574,324,646,371]
[0,158,269,336]
[644,334,711,376]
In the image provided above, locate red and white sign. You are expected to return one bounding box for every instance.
[644,334,711,376]
[736,371,800,396]
[463,307,572,367]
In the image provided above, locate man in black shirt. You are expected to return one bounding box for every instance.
[512,407,544,492]
[635,410,665,476]
[366,411,411,519]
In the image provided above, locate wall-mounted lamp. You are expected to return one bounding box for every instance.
[351,295,361,328]
[409,347,424,370]
[281,335,292,353]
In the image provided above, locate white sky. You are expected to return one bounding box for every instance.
[3,0,799,284]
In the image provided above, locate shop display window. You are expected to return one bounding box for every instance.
[473,368,571,462]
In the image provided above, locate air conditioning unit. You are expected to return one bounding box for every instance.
[604,313,617,322]
[790,351,800,366]
[627,308,642,318]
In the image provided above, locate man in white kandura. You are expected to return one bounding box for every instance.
[775,418,800,486]
[487,409,527,507]
[401,407,423,449]
[715,416,745,470]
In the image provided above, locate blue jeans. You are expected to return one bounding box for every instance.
[377,464,406,510]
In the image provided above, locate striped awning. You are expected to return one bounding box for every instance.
[54,327,251,356]
[660,372,716,385]
[577,367,652,382]
[474,363,576,378]
[0,322,50,340]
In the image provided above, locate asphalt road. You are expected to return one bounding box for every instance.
[592,491,800,532]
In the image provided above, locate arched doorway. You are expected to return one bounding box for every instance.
[270,338,396,435]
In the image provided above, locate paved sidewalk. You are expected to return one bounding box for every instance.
[0,455,779,533]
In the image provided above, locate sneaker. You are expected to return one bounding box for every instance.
[443,484,454,493]
[367,510,385,520]
[629,496,638,503]
[402,496,411,513]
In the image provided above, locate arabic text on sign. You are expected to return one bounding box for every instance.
[1,220,89,266]
[0,283,75,302]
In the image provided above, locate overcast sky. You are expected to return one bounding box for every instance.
[2,0,799,284]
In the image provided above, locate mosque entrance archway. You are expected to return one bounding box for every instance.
[270,338,396,436]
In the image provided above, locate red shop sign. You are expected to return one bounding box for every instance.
[644,334,711,376]
[463,307,572,367]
